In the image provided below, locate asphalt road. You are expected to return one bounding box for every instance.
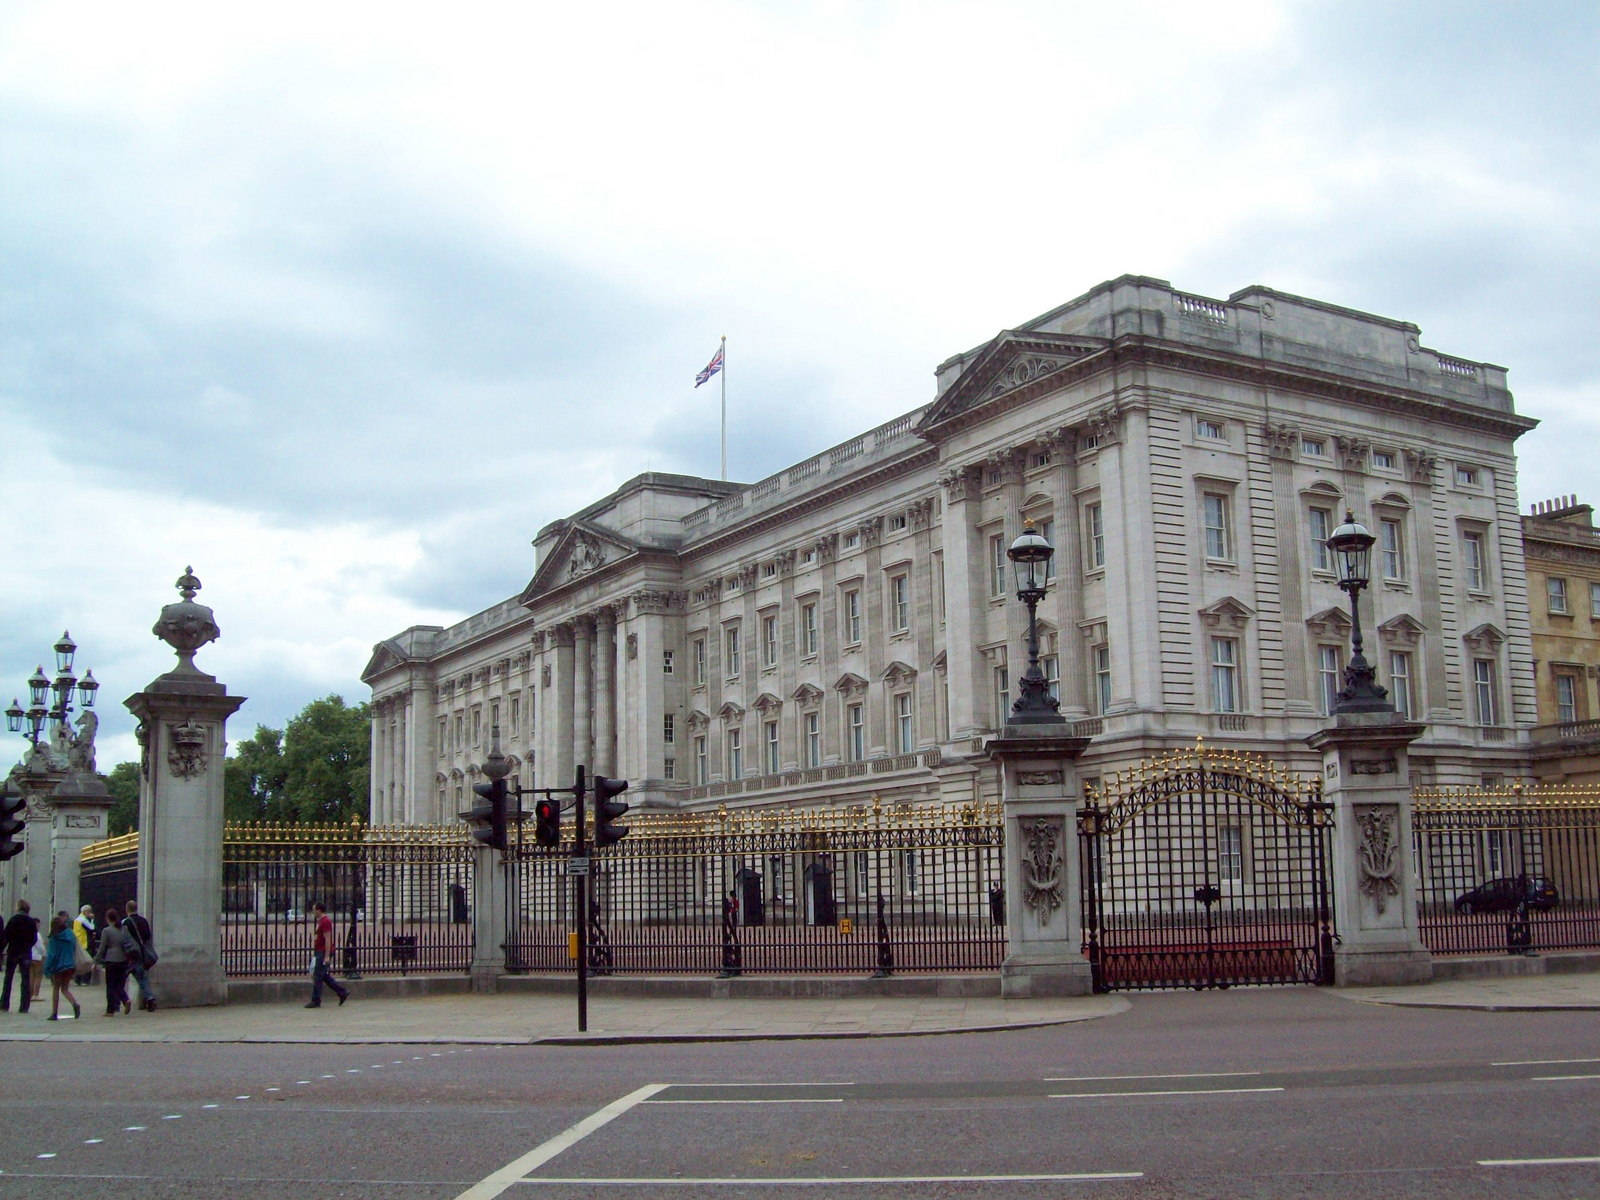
[2,987,1597,1198]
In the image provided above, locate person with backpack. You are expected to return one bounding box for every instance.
[121,900,158,1012]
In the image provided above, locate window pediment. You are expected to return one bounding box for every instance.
[1305,606,1352,640]
[881,661,917,686]
[1464,623,1506,653]
[791,683,824,705]
[1199,597,1254,632]
[717,702,745,723]
[1378,614,1427,647]
[834,672,870,696]
[753,692,783,714]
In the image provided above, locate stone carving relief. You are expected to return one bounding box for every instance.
[1356,805,1400,914]
[858,516,883,546]
[1080,405,1122,448]
[907,497,936,529]
[1264,422,1299,460]
[1020,816,1065,925]
[567,531,608,578]
[626,633,638,660]
[937,466,977,504]
[168,719,208,780]
[1018,770,1064,787]
[65,814,100,829]
[982,354,1079,403]
[68,710,98,773]
[1404,448,1438,486]
[1335,436,1371,472]
[814,532,839,562]
[631,589,686,614]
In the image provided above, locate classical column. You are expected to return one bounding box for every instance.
[594,607,617,776]
[550,625,575,787]
[124,568,246,1008]
[1265,423,1316,715]
[939,466,985,739]
[988,726,1093,996]
[1307,712,1431,985]
[573,616,594,773]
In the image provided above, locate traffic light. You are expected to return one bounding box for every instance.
[592,775,630,846]
[534,796,561,847]
[469,776,508,852]
[0,784,25,863]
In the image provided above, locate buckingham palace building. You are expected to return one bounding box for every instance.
[363,275,1541,825]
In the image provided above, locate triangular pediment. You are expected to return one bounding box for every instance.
[717,701,745,722]
[360,630,440,683]
[1464,622,1506,652]
[1199,596,1255,631]
[1378,614,1427,647]
[881,660,917,685]
[1305,606,1352,639]
[792,683,823,705]
[519,520,641,605]
[834,672,869,696]
[754,692,783,714]
[918,331,1109,432]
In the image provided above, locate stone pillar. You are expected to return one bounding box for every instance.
[939,466,985,738]
[124,568,245,1008]
[1306,713,1431,986]
[988,728,1093,997]
[6,736,113,928]
[550,624,575,786]
[469,842,507,991]
[48,772,114,914]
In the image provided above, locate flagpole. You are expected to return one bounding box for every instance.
[719,335,727,480]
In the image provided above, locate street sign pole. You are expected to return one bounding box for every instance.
[573,764,588,1033]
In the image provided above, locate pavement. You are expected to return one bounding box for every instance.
[3,959,1597,1045]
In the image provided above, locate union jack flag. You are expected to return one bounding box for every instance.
[695,344,724,388]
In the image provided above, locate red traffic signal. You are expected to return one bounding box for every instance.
[534,797,561,847]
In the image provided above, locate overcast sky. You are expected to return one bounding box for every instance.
[3,1,1597,773]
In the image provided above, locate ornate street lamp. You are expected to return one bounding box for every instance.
[1006,518,1063,725]
[1326,512,1392,714]
[7,631,98,750]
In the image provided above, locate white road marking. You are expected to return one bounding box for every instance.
[525,1173,1143,1186]
[1045,1071,1260,1082]
[83,1138,102,1144]
[1533,1074,1600,1082]
[123,1126,146,1132]
[1493,1057,1600,1067]
[36,1153,56,1160]
[646,1098,844,1105]
[202,1104,219,1110]
[1480,1156,1600,1167]
[678,1081,854,1088]
[162,1114,181,1120]
[1050,1087,1284,1099]
[453,1083,667,1200]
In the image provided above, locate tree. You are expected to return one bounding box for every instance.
[104,761,140,835]
[281,695,370,824]
[224,725,289,823]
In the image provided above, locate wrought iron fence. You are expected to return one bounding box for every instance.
[1414,785,1600,956]
[506,798,1005,975]
[82,823,476,977]
[222,822,474,976]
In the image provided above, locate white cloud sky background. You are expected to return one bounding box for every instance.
[3,0,1596,773]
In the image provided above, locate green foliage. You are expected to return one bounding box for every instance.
[224,725,289,823]
[281,695,370,824]
[104,761,141,835]
[106,694,371,830]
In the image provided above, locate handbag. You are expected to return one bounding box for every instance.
[142,945,159,969]
[73,942,93,973]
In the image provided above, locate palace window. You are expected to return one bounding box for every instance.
[1302,435,1327,458]
[663,714,675,744]
[989,533,1007,596]
[894,691,914,754]
[694,736,708,784]
[1210,637,1240,714]
[727,727,743,779]
[764,720,780,774]
[724,626,741,678]
[1388,651,1415,720]
[1461,529,1488,592]
[1372,449,1397,470]
[804,711,821,768]
[693,638,706,686]
[1218,824,1244,882]
[1094,644,1112,715]
[1202,492,1233,562]
[1309,506,1333,573]
[762,613,779,667]
[1196,417,1226,441]
[1556,671,1580,724]
[1472,659,1500,726]
[1548,576,1570,615]
[1318,645,1343,716]
[663,649,674,675]
[801,602,819,657]
[1379,517,1406,582]
[889,573,910,633]
[847,703,865,761]
[843,588,862,644]
[1085,502,1105,571]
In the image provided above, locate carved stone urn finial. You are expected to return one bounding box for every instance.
[152,565,222,674]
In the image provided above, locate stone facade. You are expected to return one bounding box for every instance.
[364,275,1541,823]
[1522,496,1600,781]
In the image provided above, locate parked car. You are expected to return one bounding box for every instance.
[1453,875,1559,915]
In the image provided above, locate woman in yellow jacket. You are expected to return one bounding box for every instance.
[71,904,96,985]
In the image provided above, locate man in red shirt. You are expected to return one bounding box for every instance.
[305,901,349,1008]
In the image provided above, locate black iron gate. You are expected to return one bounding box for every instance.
[1079,743,1335,991]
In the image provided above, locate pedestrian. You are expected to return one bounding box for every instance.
[94,906,133,1016]
[2,899,38,1013]
[121,900,157,1012]
[305,901,348,1009]
[30,920,45,1002]
[43,913,81,1020]
[72,904,97,986]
